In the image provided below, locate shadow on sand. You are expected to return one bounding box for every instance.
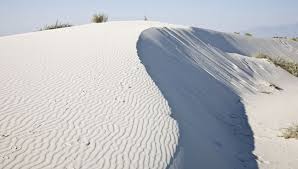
[137,27,258,169]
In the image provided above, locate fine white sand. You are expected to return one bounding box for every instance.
[0,21,298,169]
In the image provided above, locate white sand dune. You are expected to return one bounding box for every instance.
[0,21,298,169]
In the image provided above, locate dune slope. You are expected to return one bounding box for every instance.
[137,27,298,169]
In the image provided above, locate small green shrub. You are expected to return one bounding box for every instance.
[292,38,298,42]
[281,124,298,139]
[40,20,72,31]
[92,13,108,23]
[245,33,253,36]
[255,53,298,77]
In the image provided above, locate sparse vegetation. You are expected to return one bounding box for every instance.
[272,37,297,42]
[234,32,240,35]
[255,53,269,59]
[245,33,253,36]
[281,124,298,139]
[92,13,108,23]
[40,20,72,31]
[272,36,287,39]
[255,53,298,77]
[292,37,298,42]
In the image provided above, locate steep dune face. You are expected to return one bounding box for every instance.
[138,28,258,169]
[0,22,179,169]
[137,27,298,169]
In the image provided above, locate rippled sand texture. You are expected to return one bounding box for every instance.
[0,22,178,169]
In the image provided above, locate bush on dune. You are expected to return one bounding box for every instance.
[255,53,298,77]
[245,33,253,36]
[92,13,108,23]
[281,124,298,139]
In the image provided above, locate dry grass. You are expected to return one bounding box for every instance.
[255,53,268,59]
[255,53,298,77]
[281,125,298,139]
[40,20,72,31]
